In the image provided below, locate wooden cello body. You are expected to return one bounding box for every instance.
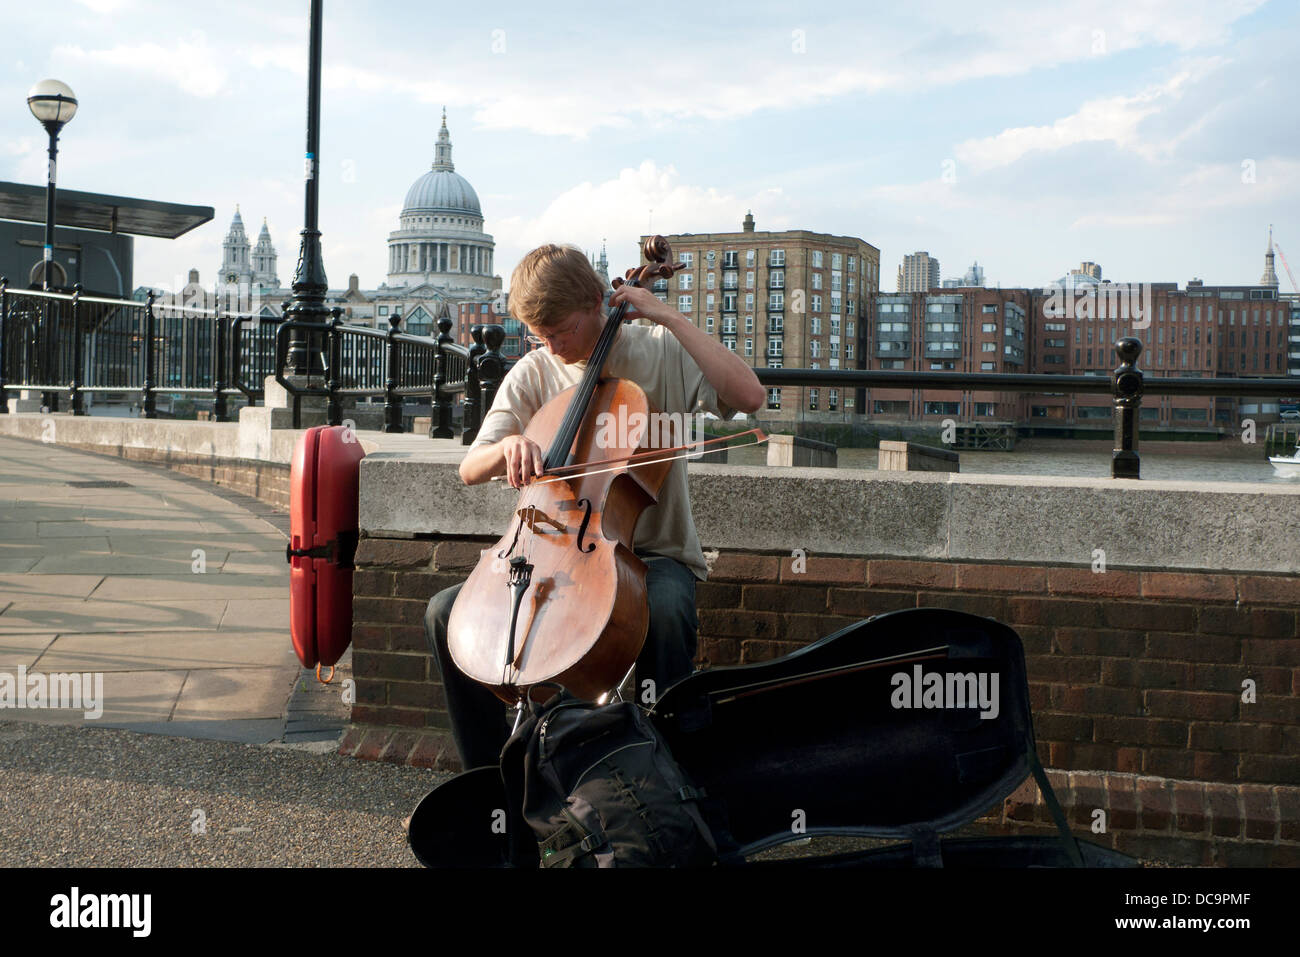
[447,238,685,704]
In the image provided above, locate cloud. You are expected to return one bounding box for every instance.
[952,59,1223,173]
[53,34,227,97]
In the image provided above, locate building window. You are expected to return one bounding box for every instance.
[923,401,959,415]
[379,306,389,316]
[811,295,822,313]
[770,270,785,288]
[769,293,784,310]
[723,250,738,269]
[679,273,693,289]
[744,338,753,356]
[981,361,995,370]
[705,316,714,334]
[982,322,997,333]
[680,252,693,267]
[746,293,754,310]
[812,250,823,268]
[767,339,783,356]
[746,250,755,267]
[745,316,754,333]
[810,340,821,358]
[746,271,754,289]
[982,304,997,314]
[706,250,715,265]
[678,295,692,311]
[812,273,823,290]
[707,272,716,290]
[770,249,785,267]
[809,389,819,410]
[982,342,997,352]
[811,316,821,335]
[767,388,781,409]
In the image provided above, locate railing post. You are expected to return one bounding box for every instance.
[384,311,403,433]
[461,324,485,445]
[430,312,453,439]
[0,277,8,414]
[142,289,157,419]
[326,307,343,426]
[213,298,229,422]
[42,293,59,413]
[1112,337,1143,479]
[69,283,85,415]
[479,323,506,425]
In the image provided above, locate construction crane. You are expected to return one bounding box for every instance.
[1273,239,1299,294]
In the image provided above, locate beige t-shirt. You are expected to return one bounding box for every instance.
[471,321,735,580]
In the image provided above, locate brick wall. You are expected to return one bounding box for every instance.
[346,534,1300,865]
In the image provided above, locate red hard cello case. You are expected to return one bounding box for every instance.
[288,425,365,671]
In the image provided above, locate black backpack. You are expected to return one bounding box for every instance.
[499,689,718,868]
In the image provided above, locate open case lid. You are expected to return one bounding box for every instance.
[651,607,1039,857]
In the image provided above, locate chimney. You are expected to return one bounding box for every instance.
[348,273,359,292]
[188,268,200,284]
[742,210,755,233]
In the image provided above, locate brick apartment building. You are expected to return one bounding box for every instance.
[644,213,881,418]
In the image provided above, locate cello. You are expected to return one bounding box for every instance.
[447,236,692,705]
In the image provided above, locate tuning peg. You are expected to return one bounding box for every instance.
[611,277,624,289]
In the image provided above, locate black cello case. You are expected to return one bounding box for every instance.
[407,608,1136,868]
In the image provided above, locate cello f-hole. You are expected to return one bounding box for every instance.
[575,498,596,553]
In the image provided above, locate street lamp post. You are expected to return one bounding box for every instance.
[27,79,78,411]
[283,0,328,378]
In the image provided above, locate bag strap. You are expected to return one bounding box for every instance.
[1026,741,1085,867]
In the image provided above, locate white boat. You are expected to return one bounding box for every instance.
[1270,444,1300,477]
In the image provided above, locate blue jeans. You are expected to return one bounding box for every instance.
[424,553,699,769]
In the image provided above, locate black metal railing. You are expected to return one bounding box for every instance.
[0,280,283,419]
[273,310,505,443]
[758,338,1300,478]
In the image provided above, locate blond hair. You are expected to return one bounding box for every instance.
[509,244,606,330]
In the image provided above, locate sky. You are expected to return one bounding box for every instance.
[3,0,1297,296]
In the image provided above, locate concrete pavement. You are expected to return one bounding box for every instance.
[0,434,348,744]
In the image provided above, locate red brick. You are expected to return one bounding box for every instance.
[337,727,365,757]
[696,636,741,666]
[354,678,386,706]
[1049,742,1115,770]
[433,540,491,571]
[1103,601,1197,633]
[1192,750,1238,782]
[1241,784,1278,841]
[1035,712,1094,742]
[1070,771,1107,828]
[1115,747,1142,774]
[379,731,421,765]
[1170,781,1207,833]
[354,537,435,568]
[351,705,426,728]
[388,625,431,653]
[695,582,740,609]
[407,732,460,771]
[388,679,441,709]
[1137,778,1173,830]
[1242,638,1300,666]
[1204,784,1242,837]
[914,592,1008,621]
[778,556,867,585]
[1015,625,1053,655]
[1143,748,1195,779]
[1239,754,1300,785]
[353,729,391,762]
[1007,597,1101,628]
[1048,567,1140,598]
[1278,787,1300,842]
[352,569,394,597]
[708,553,780,583]
[955,563,1046,594]
[742,584,827,613]
[1140,572,1236,602]
[1148,632,1240,664]
[353,596,427,626]
[1093,715,1185,747]
[1113,833,1210,867]
[1105,774,1139,831]
[698,608,783,639]
[393,571,464,599]
[1251,695,1300,724]
[354,651,428,682]
[351,624,389,651]
[868,560,955,590]
[782,614,857,644]
[1099,657,1190,689]
[1200,606,1296,638]
[827,588,915,618]
[1236,575,1300,606]
[1025,656,1100,683]
[1053,627,1144,657]
[1144,690,1236,722]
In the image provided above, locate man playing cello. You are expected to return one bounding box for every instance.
[423,242,765,769]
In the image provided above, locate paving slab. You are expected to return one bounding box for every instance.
[0,598,229,634]
[0,634,58,670]
[0,669,187,726]
[0,574,103,601]
[171,667,298,721]
[88,575,284,601]
[33,632,297,672]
